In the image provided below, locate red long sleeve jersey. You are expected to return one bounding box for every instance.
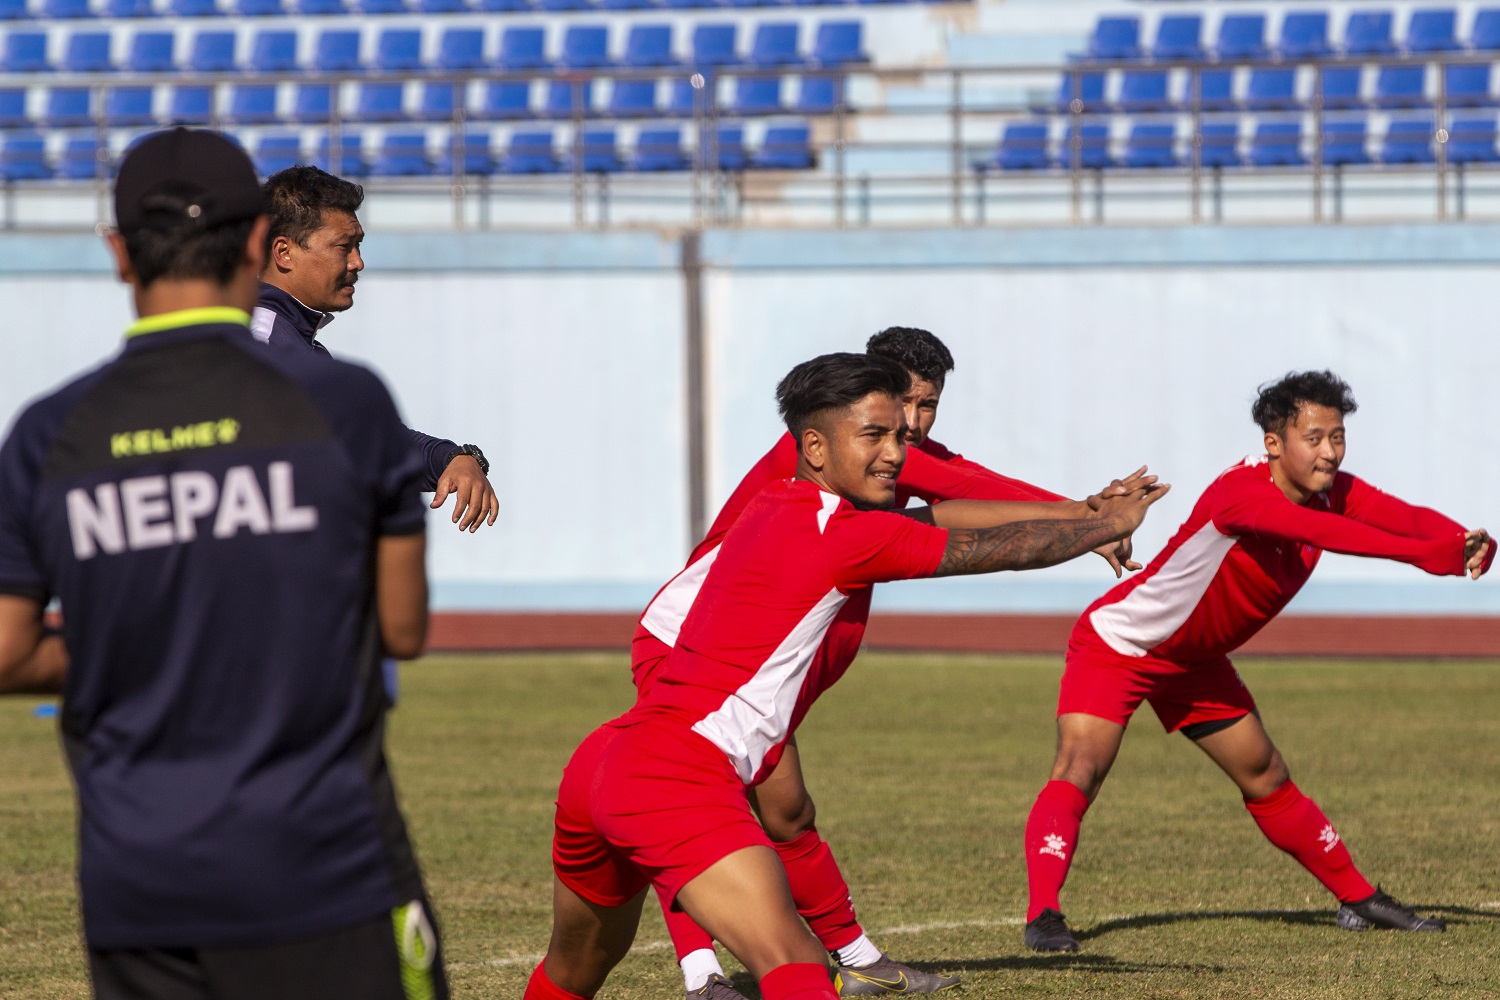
[1086,456,1469,663]
[638,433,1065,650]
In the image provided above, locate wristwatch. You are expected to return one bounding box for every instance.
[450,443,489,477]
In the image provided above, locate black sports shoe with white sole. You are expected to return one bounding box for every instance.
[1336,887,1446,932]
[1023,909,1080,952]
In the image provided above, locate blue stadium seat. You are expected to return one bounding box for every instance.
[420,82,462,120]
[0,0,29,20]
[536,0,587,11]
[0,88,28,127]
[478,0,528,10]
[698,123,746,171]
[105,86,155,126]
[1342,11,1394,55]
[169,0,221,15]
[498,27,550,70]
[44,88,92,126]
[477,81,532,119]
[229,84,278,124]
[631,127,688,170]
[1151,15,1204,61]
[189,32,236,72]
[1198,122,1240,167]
[1123,122,1177,168]
[599,0,652,10]
[1374,66,1426,109]
[293,83,332,122]
[1472,10,1500,52]
[623,25,675,68]
[1215,14,1266,61]
[1279,12,1331,59]
[1052,71,1105,111]
[992,121,1049,170]
[167,85,212,123]
[731,76,781,115]
[64,32,113,72]
[1446,65,1493,108]
[314,31,361,72]
[560,26,611,69]
[435,131,497,175]
[608,79,657,116]
[314,133,366,177]
[4,33,49,72]
[811,22,864,67]
[296,0,343,11]
[237,0,283,13]
[372,132,431,175]
[692,25,740,68]
[437,28,485,70]
[1406,9,1457,53]
[1319,67,1364,109]
[374,29,422,72]
[1448,116,1499,162]
[545,78,594,118]
[419,0,467,10]
[106,0,153,15]
[1321,119,1371,166]
[1117,70,1169,112]
[59,137,106,179]
[1,133,51,180]
[664,76,704,116]
[1381,117,1433,163]
[127,32,175,72]
[356,82,407,121]
[503,129,558,172]
[1246,68,1298,110]
[661,0,716,9]
[1248,120,1304,166]
[43,0,94,18]
[753,122,812,168]
[749,23,801,67]
[1187,69,1235,111]
[794,74,842,114]
[255,135,302,176]
[1055,123,1110,169]
[357,0,406,12]
[563,128,621,172]
[1082,16,1141,61]
[249,31,297,73]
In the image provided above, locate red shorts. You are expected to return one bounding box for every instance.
[629,627,671,698]
[552,717,771,909]
[1058,622,1257,733]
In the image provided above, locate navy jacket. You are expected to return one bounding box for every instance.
[251,282,458,491]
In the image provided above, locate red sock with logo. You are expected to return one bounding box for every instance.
[760,962,839,1000]
[774,828,863,952]
[1244,780,1375,903]
[523,961,591,1000]
[1024,780,1091,922]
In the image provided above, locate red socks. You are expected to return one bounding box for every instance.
[773,828,863,952]
[524,962,590,1000]
[659,889,716,961]
[1024,780,1091,922]
[1245,780,1375,903]
[760,962,838,1000]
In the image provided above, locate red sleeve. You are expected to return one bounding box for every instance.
[822,508,949,589]
[898,444,1068,505]
[695,434,799,556]
[1211,477,1465,577]
[1336,473,1467,540]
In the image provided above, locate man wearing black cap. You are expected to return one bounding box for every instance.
[0,128,448,999]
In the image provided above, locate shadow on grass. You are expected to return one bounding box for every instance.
[1079,902,1500,941]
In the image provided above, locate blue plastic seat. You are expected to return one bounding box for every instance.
[498,27,550,71]
[608,79,657,116]
[435,131,496,175]
[1248,120,1304,166]
[357,0,406,11]
[1472,10,1500,51]
[1084,16,1140,61]
[478,0,528,10]
[660,0,715,8]
[126,33,174,72]
[994,121,1049,170]
[313,134,366,177]
[748,23,800,67]
[1322,119,1371,166]
[43,0,94,17]
[419,0,467,10]
[229,84,278,124]
[1054,123,1110,169]
[1215,14,1266,60]
[563,128,621,172]
[598,0,651,10]
[0,0,26,16]
[1188,69,1235,111]
[794,75,842,114]
[731,76,781,115]
[1052,71,1105,111]
[477,81,531,119]
[167,85,212,124]
[692,25,740,68]
[1448,116,1499,162]
[698,124,745,170]
[1343,11,1394,55]
[255,135,302,176]
[237,0,283,13]
[107,0,153,14]
[371,132,430,176]
[1279,12,1331,59]
[631,127,687,170]
[314,31,361,73]
[1406,9,1457,53]
[105,86,154,125]
[1117,70,1169,112]
[64,32,113,72]
[169,0,220,14]
[535,0,587,11]
[0,88,28,127]
[1374,66,1426,109]
[623,24,675,68]
[753,123,812,169]
[44,88,92,126]
[249,31,297,73]
[59,137,107,179]
[1198,122,1240,167]
[1122,122,1176,168]
[1319,67,1364,109]
[437,29,485,71]
[356,83,406,122]
[188,32,236,72]
[296,0,343,11]
[560,26,611,69]
[1246,68,1298,110]
[1381,117,1433,163]
[1446,65,1493,108]
[545,78,594,118]
[4,33,49,72]
[374,29,422,72]
[813,22,864,66]
[1,133,50,180]
[420,82,462,120]
[293,84,331,122]
[503,129,558,173]
[664,76,707,116]
[1151,15,1204,61]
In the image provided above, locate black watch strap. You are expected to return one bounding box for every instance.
[459,443,489,477]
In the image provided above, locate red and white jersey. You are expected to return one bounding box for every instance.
[627,479,948,784]
[1085,457,1469,663]
[637,433,1063,651]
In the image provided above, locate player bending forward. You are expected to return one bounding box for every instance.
[525,352,1167,1000]
[1020,370,1493,953]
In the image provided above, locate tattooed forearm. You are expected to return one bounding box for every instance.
[934,518,1124,577]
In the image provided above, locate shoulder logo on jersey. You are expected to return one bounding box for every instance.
[66,461,319,560]
[109,418,241,459]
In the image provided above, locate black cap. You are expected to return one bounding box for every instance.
[114,128,265,235]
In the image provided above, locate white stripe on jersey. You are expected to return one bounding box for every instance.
[1089,519,1239,657]
[691,586,849,783]
[640,546,721,648]
[249,306,277,345]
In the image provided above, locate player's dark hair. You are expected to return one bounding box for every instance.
[262,165,364,257]
[777,352,912,439]
[122,209,259,289]
[1252,370,1358,435]
[865,327,955,388]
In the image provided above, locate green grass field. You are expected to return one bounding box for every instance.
[4,652,1500,999]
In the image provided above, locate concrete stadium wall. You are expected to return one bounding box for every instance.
[3,222,1499,623]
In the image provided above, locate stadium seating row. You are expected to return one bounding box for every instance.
[0,21,866,72]
[0,0,933,20]
[0,119,814,177]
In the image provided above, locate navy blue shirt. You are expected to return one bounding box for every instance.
[251,282,460,492]
[0,308,429,949]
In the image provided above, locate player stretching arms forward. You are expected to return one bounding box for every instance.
[525,353,1167,1000]
[1020,370,1493,953]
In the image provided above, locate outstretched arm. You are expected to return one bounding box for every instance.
[1341,476,1466,539]
[1218,497,1469,577]
[412,429,498,533]
[0,595,66,695]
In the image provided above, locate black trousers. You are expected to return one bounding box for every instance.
[89,902,449,1000]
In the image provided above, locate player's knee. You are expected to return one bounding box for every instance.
[762,792,817,842]
[1049,745,1109,799]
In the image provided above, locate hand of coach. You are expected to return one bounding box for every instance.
[431,452,499,533]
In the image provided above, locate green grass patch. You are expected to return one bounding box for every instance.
[3,653,1499,998]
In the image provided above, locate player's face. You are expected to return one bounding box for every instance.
[900,374,942,448]
[823,392,909,510]
[1267,402,1346,499]
[292,209,365,313]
